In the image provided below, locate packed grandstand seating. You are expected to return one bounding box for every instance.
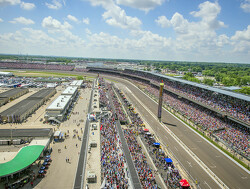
[107,83,127,123]
[122,69,250,124]
[100,117,130,189]
[97,72,250,160]
[0,62,74,71]
[117,87,183,188]
[141,82,249,159]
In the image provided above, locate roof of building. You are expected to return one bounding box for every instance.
[0,72,14,76]
[0,128,53,137]
[70,80,83,86]
[62,86,78,95]
[46,95,71,110]
[0,145,45,177]
[28,88,55,99]
[0,98,43,116]
[0,88,28,98]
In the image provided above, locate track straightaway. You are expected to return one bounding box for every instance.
[108,76,250,189]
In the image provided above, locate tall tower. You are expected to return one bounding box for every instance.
[158,81,164,122]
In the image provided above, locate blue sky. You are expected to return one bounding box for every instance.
[0,0,249,63]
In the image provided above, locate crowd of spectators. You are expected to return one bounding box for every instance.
[107,83,127,123]
[99,78,130,188]
[117,88,183,188]
[0,62,74,71]
[123,69,249,124]
[100,117,129,189]
[123,129,158,188]
[214,125,249,158]
[141,82,249,159]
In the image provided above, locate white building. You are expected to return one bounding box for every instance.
[45,95,72,123]
[62,86,78,98]
[70,80,83,88]
[0,72,14,77]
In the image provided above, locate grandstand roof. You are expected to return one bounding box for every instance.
[0,145,45,177]
[140,70,250,102]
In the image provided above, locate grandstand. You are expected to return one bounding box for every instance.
[87,67,250,160]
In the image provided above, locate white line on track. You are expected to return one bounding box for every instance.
[204,181,212,189]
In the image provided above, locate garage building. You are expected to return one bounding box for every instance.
[0,88,29,106]
[0,88,56,123]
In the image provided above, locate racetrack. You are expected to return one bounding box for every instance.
[102,74,249,189]
[6,69,249,189]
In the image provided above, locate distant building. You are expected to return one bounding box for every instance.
[0,72,14,77]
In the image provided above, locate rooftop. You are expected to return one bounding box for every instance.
[70,80,83,86]
[0,98,43,116]
[62,86,78,95]
[0,145,45,177]
[0,88,28,99]
[46,95,71,110]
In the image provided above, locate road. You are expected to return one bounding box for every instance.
[104,75,249,189]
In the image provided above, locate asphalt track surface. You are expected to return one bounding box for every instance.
[103,75,249,189]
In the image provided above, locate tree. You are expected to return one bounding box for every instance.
[203,78,214,86]
[76,76,83,80]
[235,87,250,95]
[222,77,236,86]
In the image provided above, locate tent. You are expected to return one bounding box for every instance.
[143,129,149,132]
[165,158,173,163]
[179,179,190,187]
[146,132,151,135]
[153,143,160,146]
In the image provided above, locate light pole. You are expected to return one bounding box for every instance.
[10,123,13,145]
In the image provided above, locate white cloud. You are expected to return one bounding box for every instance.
[190,1,226,30]
[241,0,250,13]
[20,2,35,10]
[83,17,90,25]
[0,18,3,22]
[155,1,228,53]
[9,17,35,25]
[116,0,164,12]
[155,15,171,28]
[88,0,141,30]
[45,0,62,9]
[67,15,78,22]
[231,25,250,53]
[0,0,20,6]
[42,16,72,32]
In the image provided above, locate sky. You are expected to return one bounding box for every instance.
[0,0,249,63]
